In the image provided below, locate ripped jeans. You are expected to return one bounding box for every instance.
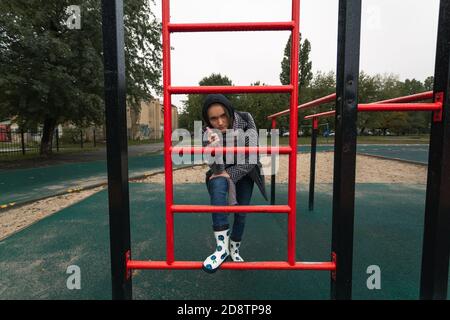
[207,175,254,242]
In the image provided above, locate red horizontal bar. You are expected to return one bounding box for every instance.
[358,102,442,112]
[375,91,433,104]
[171,204,291,213]
[171,146,292,155]
[274,91,434,121]
[268,93,336,119]
[168,21,295,32]
[169,85,293,94]
[127,260,336,271]
[304,102,442,120]
[304,110,335,120]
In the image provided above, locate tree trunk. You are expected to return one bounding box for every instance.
[40,118,57,156]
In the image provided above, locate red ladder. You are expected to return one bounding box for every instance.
[126,0,336,272]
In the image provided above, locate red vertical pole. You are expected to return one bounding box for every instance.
[288,0,300,265]
[312,117,319,130]
[162,0,174,264]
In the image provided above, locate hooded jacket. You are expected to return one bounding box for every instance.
[202,94,268,201]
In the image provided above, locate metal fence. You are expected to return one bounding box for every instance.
[0,127,101,157]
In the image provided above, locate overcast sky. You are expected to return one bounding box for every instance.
[150,0,440,110]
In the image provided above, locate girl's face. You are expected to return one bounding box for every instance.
[207,104,230,133]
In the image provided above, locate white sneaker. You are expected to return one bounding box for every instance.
[230,240,244,262]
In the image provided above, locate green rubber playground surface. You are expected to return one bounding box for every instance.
[0,153,164,205]
[356,144,429,164]
[1,182,448,300]
[297,144,429,164]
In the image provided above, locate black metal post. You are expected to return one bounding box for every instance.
[330,0,361,300]
[80,130,83,149]
[270,119,277,205]
[20,129,25,155]
[93,128,96,147]
[309,118,318,211]
[270,165,276,205]
[420,0,450,300]
[56,128,59,152]
[101,0,132,300]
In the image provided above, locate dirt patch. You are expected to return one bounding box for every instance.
[135,152,427,185]
[0,152,426,241]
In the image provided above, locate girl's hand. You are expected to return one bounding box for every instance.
[206,127,220,147]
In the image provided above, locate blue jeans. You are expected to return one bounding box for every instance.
[207,175,254,242]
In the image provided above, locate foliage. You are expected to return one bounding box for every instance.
[0,0,161,155]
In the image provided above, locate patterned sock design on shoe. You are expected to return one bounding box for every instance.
[203,229,230,272]
[230,240,244,262]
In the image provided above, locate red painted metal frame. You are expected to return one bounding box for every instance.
[313,117,319,130]
[162,0,175,264]
[127,260,336,271]
[303,91,442,120]
[169,85,293,94]
[171,146,292,155]
[359,102,442,112]
[376,91,433,104]
[168,22,295,32]
[126,0,336,274]
[304,110,335,120]
[434,92,444,122]
[287,0,300,266]
[172,204,291,213]
[268,93,336,119]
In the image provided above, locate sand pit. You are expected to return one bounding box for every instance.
[135,152,427,185]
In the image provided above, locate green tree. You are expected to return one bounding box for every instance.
[424,76,434,91]
[234,82,290,132]
[280,34,313,89]
[298,71,336,131]
[400,78,428,134]
[0,0,161,155]
[357,72,382,134]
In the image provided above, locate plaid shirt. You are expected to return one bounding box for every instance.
[204,111,268,201]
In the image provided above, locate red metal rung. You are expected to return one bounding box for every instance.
[303,102,442,120]
[268,93,336,119]
[168,85,293,94]
[375,91,433,104]
[168,21,295,32]
[127,260,336,271]
[358,103,442,112]
[171,204,291,213]
[304,110,335,120]
[171,146,292,155]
